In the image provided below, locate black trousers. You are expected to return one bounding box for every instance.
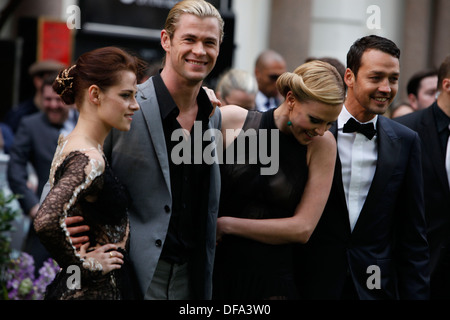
[341,273,359,300]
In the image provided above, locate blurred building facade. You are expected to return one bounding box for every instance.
[0,0,448,117]
[235,0,449,103]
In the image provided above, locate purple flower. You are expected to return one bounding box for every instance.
[33,258,60,299]
[5,252,59,300]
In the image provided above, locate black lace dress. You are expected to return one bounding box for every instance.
[213,109,309,300]
[34,136,136,300]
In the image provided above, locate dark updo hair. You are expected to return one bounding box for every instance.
[53,46,144,105]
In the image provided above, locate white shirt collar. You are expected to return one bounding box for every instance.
[255,91,271,105]
[338,105,378,130]
[256,91,278,112]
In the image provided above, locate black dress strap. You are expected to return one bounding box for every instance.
[242,111,263,131]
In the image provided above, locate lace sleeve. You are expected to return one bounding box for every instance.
[34,151,104,273]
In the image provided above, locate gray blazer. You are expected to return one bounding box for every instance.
[103,77,222,299]
[8,112,60,214]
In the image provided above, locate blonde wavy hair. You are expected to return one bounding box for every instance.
[276,60,345,106]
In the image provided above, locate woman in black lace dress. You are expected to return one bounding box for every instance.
[213,60,346,299]
[34,47,142,299]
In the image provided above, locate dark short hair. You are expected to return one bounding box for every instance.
[437,55,450,90]
[346,35,400,77]
[407,69,438,96]
[41,72,59,94]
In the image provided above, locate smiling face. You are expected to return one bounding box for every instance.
[161,13,220,85]
[42,84,70,125]
[286,92,342,145]
[97,70,139,131]
[345,49,400,121]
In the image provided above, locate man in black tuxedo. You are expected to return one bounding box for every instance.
[395,55,450,299]
[295,35,430,299]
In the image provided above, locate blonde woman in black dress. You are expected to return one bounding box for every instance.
[214,60,345,299]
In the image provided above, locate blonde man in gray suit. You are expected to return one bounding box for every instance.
[66,0,224,300]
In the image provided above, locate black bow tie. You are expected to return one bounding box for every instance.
[343,118,377,140]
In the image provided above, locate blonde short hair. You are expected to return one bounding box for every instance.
[276,60,345,106]
[164,0,224,43]
[215,69,258,100]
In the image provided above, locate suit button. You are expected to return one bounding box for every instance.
[164,205,170,213]
[155,239,162,247]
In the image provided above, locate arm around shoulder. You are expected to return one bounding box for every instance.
[219,105,248,149]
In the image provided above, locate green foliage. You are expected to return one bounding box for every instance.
[0,190,20,299]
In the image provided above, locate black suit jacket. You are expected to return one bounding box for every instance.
[295,115,430,300]
[395,102,450,298]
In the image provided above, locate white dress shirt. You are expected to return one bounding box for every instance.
[60,109,78,137]
[255,91,278,112]
[337,106,378,231]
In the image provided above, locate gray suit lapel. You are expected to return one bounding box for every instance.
[138,78,171,192]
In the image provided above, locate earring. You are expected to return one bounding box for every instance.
[287,121,292,126]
